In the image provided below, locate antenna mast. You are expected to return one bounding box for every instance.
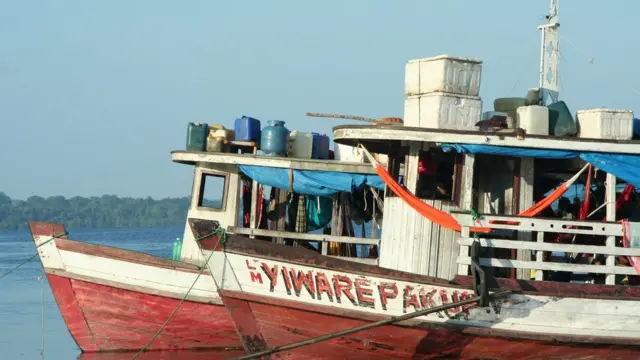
[538,0,560,105]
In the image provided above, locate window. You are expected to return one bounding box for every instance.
[415,150,462,204]
[198,173,226,210]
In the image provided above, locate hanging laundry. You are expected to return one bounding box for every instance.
[306,196,332,231]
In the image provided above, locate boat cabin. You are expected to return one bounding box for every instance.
[334,124,640,285]
[171,147,385,267]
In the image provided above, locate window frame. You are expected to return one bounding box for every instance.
[194,169,229,213]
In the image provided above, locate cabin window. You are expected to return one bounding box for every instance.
[416,150,462,204]
[197,173,226,210]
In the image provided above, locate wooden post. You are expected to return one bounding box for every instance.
[325,195,339,256]
[517,158,535,279]
[605,173,617,285]
[535,231,545,281]
[249,180,258,239]
[272,189,288,245]
[457,154,475,276]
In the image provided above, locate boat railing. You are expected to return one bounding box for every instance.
[451,212,638,285]
[227,226,380,266]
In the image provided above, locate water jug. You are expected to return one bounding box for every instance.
[311,133,330,160]
[186,123,208,151]
[234,116,261,144]
[261,120,289,156]
[288,130,314,159]
[548,101,578,137]
[171,237,182,260]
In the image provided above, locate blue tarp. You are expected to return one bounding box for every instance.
[238,165,384,197]
[441,144,640,189]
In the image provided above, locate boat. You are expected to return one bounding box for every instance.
[195,2,640,359]
[29,128,382,352]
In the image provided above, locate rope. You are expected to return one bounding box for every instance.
[0,232,68,281]
[131,228,228,360]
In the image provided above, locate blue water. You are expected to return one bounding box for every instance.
[0,226,242,360]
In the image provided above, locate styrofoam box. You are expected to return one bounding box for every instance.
[404,92,483,130]
[576,108,634,140]
[405,55,482,97]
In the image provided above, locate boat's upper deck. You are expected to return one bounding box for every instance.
[170,150,377,174]
[333,125,640,155]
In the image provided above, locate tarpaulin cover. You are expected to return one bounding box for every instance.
[441,144,640,189]
[238,165,384,197]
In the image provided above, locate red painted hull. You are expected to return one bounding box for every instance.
[48,273,240,352]
[221,291,640,360]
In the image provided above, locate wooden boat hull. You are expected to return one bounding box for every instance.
[29,222,241,353]
[202,234,640,359]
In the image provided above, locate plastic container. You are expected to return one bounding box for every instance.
[334,143,365,162]
[212,128,234,141]
[517,105,549,135]
[481,111,509,121]
[548,101,578,137]
[234,116,261,144]
[288,130,314,159]
[171,237,182,260]
[576,109,634,140]
[405,55,483,96]
[311,133,330,160]
[206,135,226,152]
[186,123,208,151]
[404,92,482,130]
[261,120,289,156]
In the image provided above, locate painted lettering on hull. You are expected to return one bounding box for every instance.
[243,260,474,317]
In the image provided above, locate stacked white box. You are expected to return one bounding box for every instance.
[403,54,483,131]
[405,55,482,97]
[404,92,483,130]
[576,108,634,140]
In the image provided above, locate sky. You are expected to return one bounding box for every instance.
[1,0,639,200]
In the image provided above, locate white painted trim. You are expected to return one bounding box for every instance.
[171,151,377,174]
[458,237,640,257]
[229,227,380,246]
[327,255,378,265]
[333,126,640,155]
[207,251,640,342]
[33,235,222,304]
[456,256,637,275]
[452,213,623,236]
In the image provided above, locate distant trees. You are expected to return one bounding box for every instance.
[0,192,221,230]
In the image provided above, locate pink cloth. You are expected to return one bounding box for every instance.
[622,220,640,275]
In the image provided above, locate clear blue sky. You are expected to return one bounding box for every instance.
[1,0,638,200]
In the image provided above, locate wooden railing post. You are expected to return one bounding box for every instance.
[458,225,470,276]
[605,173,617,285]
[535,231,544,281]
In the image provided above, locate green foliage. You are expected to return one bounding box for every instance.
[0,192,221,230]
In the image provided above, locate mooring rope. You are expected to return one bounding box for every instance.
[0,232,68,281]
[131,228,228,360]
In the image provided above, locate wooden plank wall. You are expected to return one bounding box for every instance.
[379,197,461,280]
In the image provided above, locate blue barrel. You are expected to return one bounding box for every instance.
[234,116,262,144]
[186,122,208,151]
[311,133,330,159]
[261,120,289,156]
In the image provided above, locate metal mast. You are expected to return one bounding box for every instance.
[538,0,560,105]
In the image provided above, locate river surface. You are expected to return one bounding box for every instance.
[0,226,244,360]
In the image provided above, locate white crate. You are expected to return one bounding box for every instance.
[405,55,482,97]
[576,109,634,140]
[404,92,482,130]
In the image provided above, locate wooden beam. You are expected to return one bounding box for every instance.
[229,227,380,246]
[457,238,640,257]
[171,151,377,173]
[456,256,637,276]
[333,126,640,155]
[605,173,617,285]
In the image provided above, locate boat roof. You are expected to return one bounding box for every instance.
[333,125,640,155]
[170,150,377,174]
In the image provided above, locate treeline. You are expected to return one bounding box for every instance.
[0,193,220,230]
